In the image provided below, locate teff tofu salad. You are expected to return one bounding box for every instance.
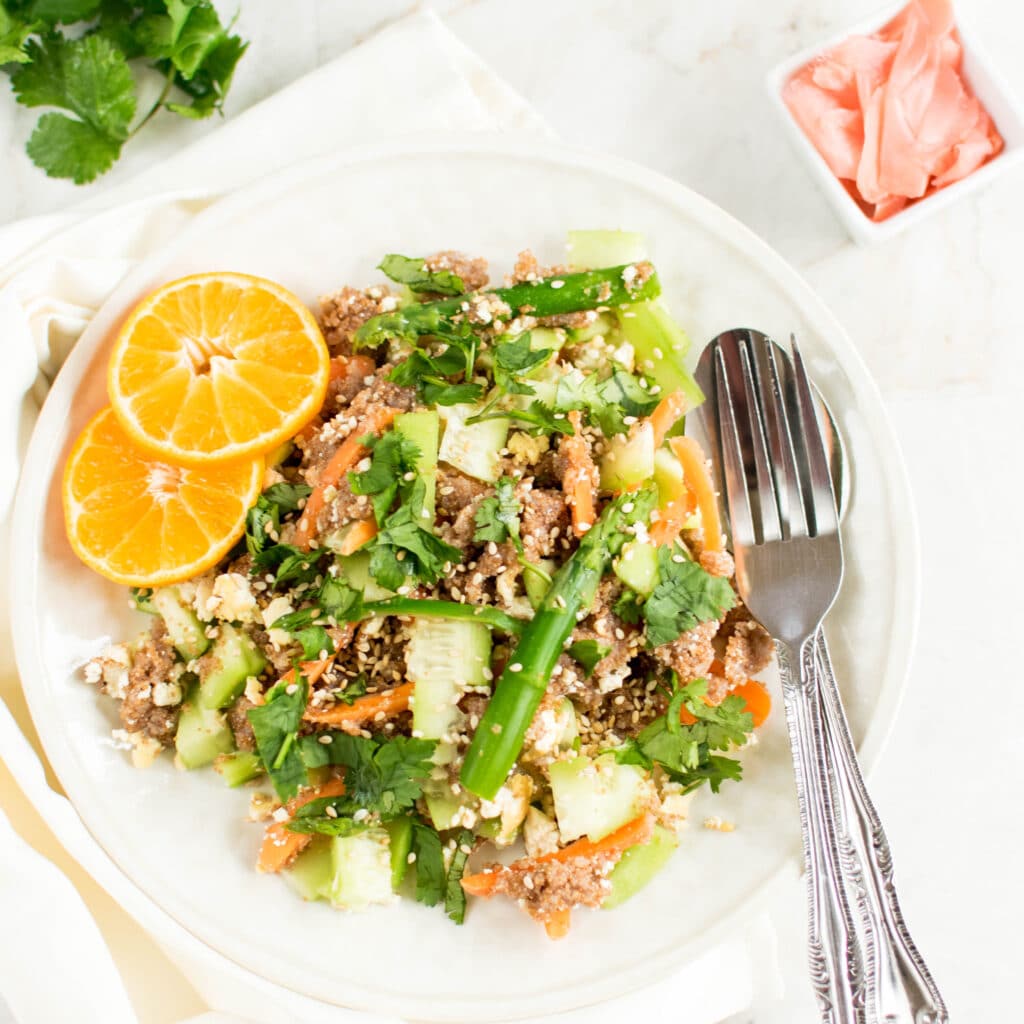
[83,231,775,938]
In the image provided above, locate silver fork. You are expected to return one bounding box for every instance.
[706,330,947,1023]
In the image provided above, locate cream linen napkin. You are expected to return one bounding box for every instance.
[0,10,780,1024]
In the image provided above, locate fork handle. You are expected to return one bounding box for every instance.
[778,638,866,1024]
[814,631,949,1024]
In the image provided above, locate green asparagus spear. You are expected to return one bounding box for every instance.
[354,264,661,348]
[459,488,657,800]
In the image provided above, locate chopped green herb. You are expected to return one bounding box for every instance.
[555,365,660,437]
[411,820,446,907]
[643,546,735,648]
[245,483,312,557]
[378,254,465,296]
[349,430,422,525]
[247,674,309,801]
[444,827,475,924]
[567,638,611,677]
[491,332,551,396]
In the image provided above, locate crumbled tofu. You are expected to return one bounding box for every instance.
[529,707,562,756]
[523,806,560,857]
[703,816,736,833]
[152,680,183,707]
[506,430,550,468]
[479,774,533,847]
[248,791,281,822]
[85,643,132,699]
[193,574,217,622]
[111,728,162,768]
[596,666,630,695]
[212,572,258,624]
[262,595,294,648]
[244,675,264,705]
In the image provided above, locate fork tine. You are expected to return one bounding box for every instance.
[790,339,840,537]
[737,340,783,543]
[749,333,808,539]
[713,345,756,547]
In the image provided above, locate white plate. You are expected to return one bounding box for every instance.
[10,135,918,1021]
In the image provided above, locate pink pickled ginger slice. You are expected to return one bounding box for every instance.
[782,0,1004,221]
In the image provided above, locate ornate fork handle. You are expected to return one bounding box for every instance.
[814,631,949,1024]
[778,639,866,1024]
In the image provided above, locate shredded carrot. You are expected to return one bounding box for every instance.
[543,909,572,940]
[678,661,771,728]
[461,814,654,899]
[256,777,347,873]
[731,679,772,728]
[303,681,415,727]
[295,416,323,444]
[648,390,688,448]
[338,517,377,555]
[563,410,596,537]
[668,435,723,552]
[294,405,398,549]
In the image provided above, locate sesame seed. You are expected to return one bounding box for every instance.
[325,805,338,819]
[285,683,298,695]
[509,662,523,672]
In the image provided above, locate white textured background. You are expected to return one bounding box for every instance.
[2,2,1020,1022]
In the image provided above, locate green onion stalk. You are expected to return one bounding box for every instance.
[460,488,657,799]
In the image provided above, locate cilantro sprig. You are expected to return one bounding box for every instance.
[555,365,660,437]
[378,254,465,296]
[473,476,552,587]
[614,676,753,793]
[3,2,247,183]
[642,546,736,647]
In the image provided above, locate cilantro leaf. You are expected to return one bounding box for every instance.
[165,31,246,118]
[294,732,436,819]
[252,542,326,587]
[379,254,465,296]
[247,675,309,801]
[568,638,611,677]
[491,333,551,396]
[389,345,481,407]
[613,588,643,625]
[473,476,521,546]
[348,430,421,526]
[333,673,368,706]
[643,546,735,648]
[411,820,446,907]
[290,625,333,661]
[245,482,311,557]
[444,827,474,924]
[611,677,753,795]
[25,111,121,182]
[0,7,37,65]
[27,1,102,26]
[317,576,364,621]
[555,365,659,437]
[13,33,135,182]
[370,503,461,591]
[420,377,484,407]
[284,815,367,838]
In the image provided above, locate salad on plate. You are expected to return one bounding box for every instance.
[66,230,775,939]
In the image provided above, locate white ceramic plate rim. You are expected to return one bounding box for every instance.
[10,133,920,1020]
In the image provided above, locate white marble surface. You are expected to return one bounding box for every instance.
[2,1,1021,1022]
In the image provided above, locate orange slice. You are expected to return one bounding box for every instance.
[108,272,330,466]
[63,407,263,586]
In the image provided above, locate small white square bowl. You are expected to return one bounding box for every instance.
[766,2,1024,244]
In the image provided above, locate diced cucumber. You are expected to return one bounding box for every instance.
[653,447,684,503]
[600,421,655,490]
[175,690,235,769]
[213,750,263,787]
[524,558,556,609]
[385,817,414,889]
[336,551,394,602]
[423,783,464,831]
[567,229,648,270]
[198,623,267,709]
[407,618,491,762]
[395,410,440,528]
[152,586,209,660]
[131,588,157,614]
[284,837,333,901]
[326,828,395,910]
[602,825,679,910]
[524,697,578,759]
[549,754,649,842]
[614,540,660,597]
[618,300,703,410]
[529,327,567,354]
[568,311,621,345]
[438,403,509,483]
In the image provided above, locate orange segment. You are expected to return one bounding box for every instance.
[63,407,263,586]
[108,272,330,466]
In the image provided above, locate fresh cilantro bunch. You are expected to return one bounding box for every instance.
[615,676,754,793]
[1,0,248,184]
